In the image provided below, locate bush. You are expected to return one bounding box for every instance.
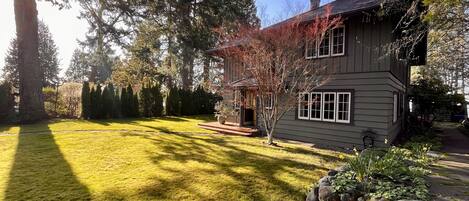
[165,86,221,116]
[58,83,82,118]
[140,82,163,117]
[43,87,58,117]
[81,82,91,119]
[0,82,16,123]
[331,145,433,201]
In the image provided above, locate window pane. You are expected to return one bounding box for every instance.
[310,93,322,120]
[337,93,350,122]
[299,93,309,119]
[318,32,330,56]
[332,27,345,55]
[306,39,317,58]
[323,93,335,121]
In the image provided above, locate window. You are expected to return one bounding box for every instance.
[332,26,345,56]
[318,32,330,57]
[393,93,398,123]
[298,93,310,120]
[234,90,241,110]
[305,39,317,59]
[298,91,352,124]
[305,26,345,59]
[322,92,336,122]
[336,92,351,123]
[310,92,322,120]
[265,93,273,109]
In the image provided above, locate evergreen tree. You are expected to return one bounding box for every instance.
[38,21,60,87]
[140,83,151,117]
[90,87,97,119]
[133,94,140,117]
[120,87,128,117]
[126,84,134,117]
[65,48,91,82]
[113,89,121,118]
[94,84,103,119]
[2,39,19,88]
[0,82,16,123]
[101,85,114,118]
[81,82,91,119]
[151,83,164,117]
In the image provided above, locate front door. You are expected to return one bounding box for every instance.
[242,89,256,126]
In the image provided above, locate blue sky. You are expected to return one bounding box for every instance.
[255,0,334,26]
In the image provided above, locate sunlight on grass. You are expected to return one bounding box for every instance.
[0,116,346,201]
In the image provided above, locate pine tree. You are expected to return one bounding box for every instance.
[65,49,91,82]
[95,84,103,119]
[113,88,121,118]
[140,83,151,117]
[120,87,128,117]
[0,82,16,123]
[126,84,134,117]
[38,21,60,87]
[90,87,97,119]
[151,83,164,117]
[133,94,140,117]
[81,82,91,119]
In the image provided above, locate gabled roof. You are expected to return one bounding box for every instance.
[208,0,386,54]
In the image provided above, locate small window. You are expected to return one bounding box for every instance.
[265,93,273,109]
[322,92,336,122]
[305,39,317,59]
[332,27,345,56]
[298,93,310,120]
[310,92,322,120]
[318,31,331,57]
[234,90,241,110]
[393,93,398,123]
[336,92,351,123]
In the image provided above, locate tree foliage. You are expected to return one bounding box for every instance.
[0,82,16,123]
[3,21,60,88]
[65,48,91,82]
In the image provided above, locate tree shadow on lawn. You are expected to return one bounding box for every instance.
[123,132,340,200]
[4,124,91,200]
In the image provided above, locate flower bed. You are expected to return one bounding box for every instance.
[306,143,435,201]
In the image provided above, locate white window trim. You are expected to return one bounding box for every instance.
[298,92,310,120]
[322,92,336,122]
[331,26,346,57]
[317,31,331,58]
[336,92,351,123]
[310,92,323,121]
[305,39,317,59]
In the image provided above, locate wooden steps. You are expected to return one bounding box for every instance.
[198,122,259,136]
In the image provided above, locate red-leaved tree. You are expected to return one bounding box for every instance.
[218,6,342,145]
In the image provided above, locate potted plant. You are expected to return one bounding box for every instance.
[214,101,233,125]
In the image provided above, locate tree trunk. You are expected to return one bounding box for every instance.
[181,47,194,90]
[202,56,210,87]
[14,0,46,123]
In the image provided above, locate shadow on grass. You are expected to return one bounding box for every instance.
[4,124,90,200]
[121,132,338,200]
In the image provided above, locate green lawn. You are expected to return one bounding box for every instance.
[0,115,345,201]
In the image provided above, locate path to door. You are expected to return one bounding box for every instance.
[429,126,469,201]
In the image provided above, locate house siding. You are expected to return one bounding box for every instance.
[273,72,404,149]
[219,14,412,149]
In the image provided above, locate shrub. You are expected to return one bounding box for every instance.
[43,87,58,117]
[81,82,91,119]
[0,82,16,123]
[58,83,82,118]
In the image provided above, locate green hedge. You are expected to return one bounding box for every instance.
[165,86,221,116]
[0,82,15,123]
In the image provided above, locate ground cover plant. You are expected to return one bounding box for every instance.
[0,115,345,201]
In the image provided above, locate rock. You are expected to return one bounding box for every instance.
[306,186,319,201]
[318,176,331,186]
[328,169,338,176]
[336,166,349,172]
[357,197,365,201]
[318,185,339,201]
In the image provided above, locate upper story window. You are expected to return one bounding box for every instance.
[305,26,345,59]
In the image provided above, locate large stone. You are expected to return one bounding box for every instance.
[306,186,319,201]
[318,186,340,201]
[318,176,331,186]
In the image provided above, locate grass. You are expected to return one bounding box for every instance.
[0,115,346,201]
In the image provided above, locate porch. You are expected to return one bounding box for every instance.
[198,122,259,136]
